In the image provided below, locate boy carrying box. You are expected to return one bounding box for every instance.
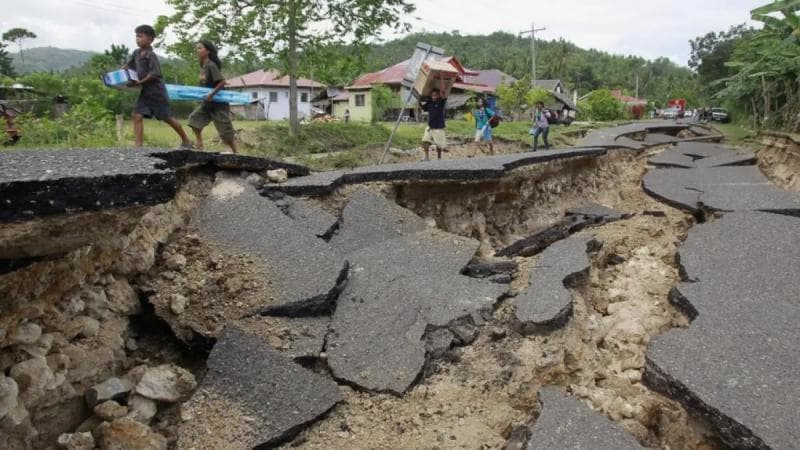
[123,24,192,149]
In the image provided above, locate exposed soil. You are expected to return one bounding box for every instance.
[3,132,737,449]
[283,147,724,449]
[755,133,800,192]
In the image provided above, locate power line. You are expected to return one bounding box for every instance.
[70,0,157,18]
[410,16,459,33]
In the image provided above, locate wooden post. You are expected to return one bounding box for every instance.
[115,114,124,144]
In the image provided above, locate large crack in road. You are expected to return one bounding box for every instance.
[283,145,725,449]
[9,124,795,449]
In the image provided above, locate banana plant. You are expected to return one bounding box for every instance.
[751,0,800,41]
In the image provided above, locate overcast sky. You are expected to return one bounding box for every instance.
[2,0,763,66]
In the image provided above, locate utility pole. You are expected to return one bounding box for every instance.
[635,74,639,99]
[519,22,546,88]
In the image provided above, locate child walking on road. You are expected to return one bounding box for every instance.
[124,25,193,149]
[531,101,550,151]
[470,98,494,157]
[187,40,237,153]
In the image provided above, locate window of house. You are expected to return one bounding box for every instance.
[251,91,258,99]
[355,94,365,107]
[269,92,278,102]
[301,92,309,103]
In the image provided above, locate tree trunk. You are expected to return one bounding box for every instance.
[287,0,299,137]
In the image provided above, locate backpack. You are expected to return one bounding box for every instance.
[544,109,558,125]
[489,115,501,128]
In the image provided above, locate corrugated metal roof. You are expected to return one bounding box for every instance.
[227,69,324,89]
[461,69,517,90]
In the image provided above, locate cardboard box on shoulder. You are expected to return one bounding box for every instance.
[101,69,139,90]
[412,60,459,99]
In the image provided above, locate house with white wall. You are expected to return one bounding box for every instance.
[226,69,325,121]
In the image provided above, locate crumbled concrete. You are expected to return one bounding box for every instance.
[85,378,133,408]
[57,431,95,450]
[96,417,167,450]
[134,364,196,403]
[93,400,128,421]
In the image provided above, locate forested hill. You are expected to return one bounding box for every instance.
[307,32,700,104]
[12,47,96,74]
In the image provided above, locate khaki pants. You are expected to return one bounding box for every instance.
[422,127,447,149]
[188,104,235,142]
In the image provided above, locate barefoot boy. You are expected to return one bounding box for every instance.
[123,24,192,148]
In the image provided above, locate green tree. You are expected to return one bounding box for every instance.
[371,85,396,123]
[497,75,551,120]
[580,89,626,121]
[713,0,800,130]
[689,24,754,87]
[89,44,131,73]
[157,0,414,136]
[2,28,37,65]
[0,41,15,77]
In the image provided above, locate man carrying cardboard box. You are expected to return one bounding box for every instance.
[420,77,448,161]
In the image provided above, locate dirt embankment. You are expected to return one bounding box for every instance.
[756,132,800,191]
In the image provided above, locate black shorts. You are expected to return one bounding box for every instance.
[135,96,171,121]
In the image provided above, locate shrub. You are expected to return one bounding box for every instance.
[579,89,627,121]
[15,102,115,147]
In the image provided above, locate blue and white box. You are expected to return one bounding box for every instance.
[101,69,139,88]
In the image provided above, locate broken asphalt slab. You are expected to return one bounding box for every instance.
[514,235,592,333]
[0,148,310,223]
[643,133,678,144]
[327,229,505,394]
[526,387,644,449]
[183,327,342,448]
[578,122,688,149]
[327,228,506,394]
[498,205,626,258]
[329,189,428,255]
[643,165,800,213]
[267,193,338,238]
[191,174,347,316]
[0,148,176,223]
[263,147,608,196]
[565,203,630,222]
[152,149,310,177]
[648,143,756,169]
[645,211,800,449]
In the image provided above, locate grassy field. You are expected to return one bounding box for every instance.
[711,122,757,146]
[9,117,604,170]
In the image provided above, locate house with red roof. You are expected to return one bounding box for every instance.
[339,57,499,122]
[225,69,325,120]
[610,89,647,106]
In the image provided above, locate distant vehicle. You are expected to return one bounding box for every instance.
[662,107,681,119]
[711,107,730,123]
